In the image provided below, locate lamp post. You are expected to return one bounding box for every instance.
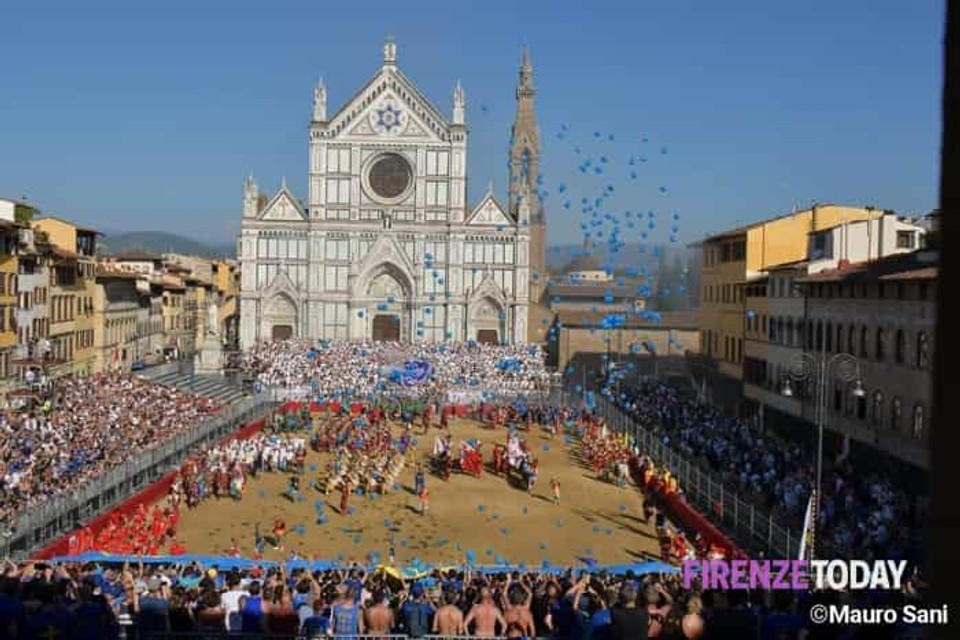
[781,350,865,560]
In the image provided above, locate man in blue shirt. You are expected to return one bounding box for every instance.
[400,583,434,638]
[587,589,618,640]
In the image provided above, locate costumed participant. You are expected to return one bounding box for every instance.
[272,518,287,551]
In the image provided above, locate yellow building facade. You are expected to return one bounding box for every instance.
[92,269,150,373]
[0,221,21,386]
[33,217,100,376]
[695,205,884,386]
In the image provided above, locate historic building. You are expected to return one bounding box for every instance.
[239,39,546,348]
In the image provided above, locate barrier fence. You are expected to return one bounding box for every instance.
[1,396,277,560]
[580,393,797,560]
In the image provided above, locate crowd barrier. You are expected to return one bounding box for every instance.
[262,383,563,407]
[2,397,278,560]
[28,392,566,562]
[45,551,680,579]
[587,394,798,559]
[32,402,282,560]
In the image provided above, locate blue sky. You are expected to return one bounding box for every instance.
[0,0,943,248]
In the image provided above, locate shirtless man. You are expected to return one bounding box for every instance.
[432,589,466,635]
[500,577,535,637]
[464,587,506,638]
[364,589,395,634]
[645,582,674,638]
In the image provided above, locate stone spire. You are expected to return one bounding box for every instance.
[313,77,326,121]
[452,80,466,125]
[509,46,540,220]
[243,174,259,219]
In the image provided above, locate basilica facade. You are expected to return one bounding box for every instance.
[238,39,547,348]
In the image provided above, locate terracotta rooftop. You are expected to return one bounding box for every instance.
[49,246,78,260]
[796,251,938,284]
[95,267,141,280]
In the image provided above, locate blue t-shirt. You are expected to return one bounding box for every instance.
[138,596,171,633]
[550,598,581,639]
[588,608,613,640]
[400,600,434,638]
[301,612,330,637]
[332,603,360,634]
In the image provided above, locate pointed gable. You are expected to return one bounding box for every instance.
[258,188,307,222]
[467,194,513,227]
[327,68,449,143]
[356,234,417,279]
[470,272,508,308]
[264,268,298,299]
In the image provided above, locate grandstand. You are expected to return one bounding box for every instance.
[145,370,248,405]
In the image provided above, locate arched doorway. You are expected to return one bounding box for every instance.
[364,267,411,342]
[470,297,503,345]
[476,329,498,344]
[372,314,401,342]
[264,294,297,342]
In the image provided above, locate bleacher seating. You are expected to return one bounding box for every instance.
[147,371,247,405]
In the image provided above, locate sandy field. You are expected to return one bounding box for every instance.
[170,417,660,567]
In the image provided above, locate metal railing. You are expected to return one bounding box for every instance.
[579,392,796,559]
[1,396,277,559]
[260,386,565,409]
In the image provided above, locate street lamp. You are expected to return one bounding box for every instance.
[781,350,864,560]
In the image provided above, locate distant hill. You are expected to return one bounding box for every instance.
[99,232,235,258]
[547,243,691,274]
[98,233,688,271]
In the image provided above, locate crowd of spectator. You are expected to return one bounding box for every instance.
[616,381,919,562]
[241,340,554,400]
[0,557,930,639]
[0,374,222,531]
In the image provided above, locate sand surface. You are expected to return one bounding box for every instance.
[171,417,660,567]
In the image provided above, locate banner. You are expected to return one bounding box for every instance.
[389,360,433,386]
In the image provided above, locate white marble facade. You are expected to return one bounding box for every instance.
[239,39,532,348]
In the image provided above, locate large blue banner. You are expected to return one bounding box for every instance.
[388,360,433,386]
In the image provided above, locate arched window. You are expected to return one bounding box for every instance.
[777,318,785,344]
[833,382,843,412]
[871,390,883,426]
[816,321,823,351]
[875,328,885,361]
[894,329,906,364]
[825,322,834,352]
[836,324,844,353]
[847,326,856,355]
[807,321,814,349]
[916,332,929,369]
[786,319,794,346]
[860,327,869,358]
[912,405,924,440]
[891,397,902,432]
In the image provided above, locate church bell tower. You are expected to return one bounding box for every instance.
[509,46,548,343]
